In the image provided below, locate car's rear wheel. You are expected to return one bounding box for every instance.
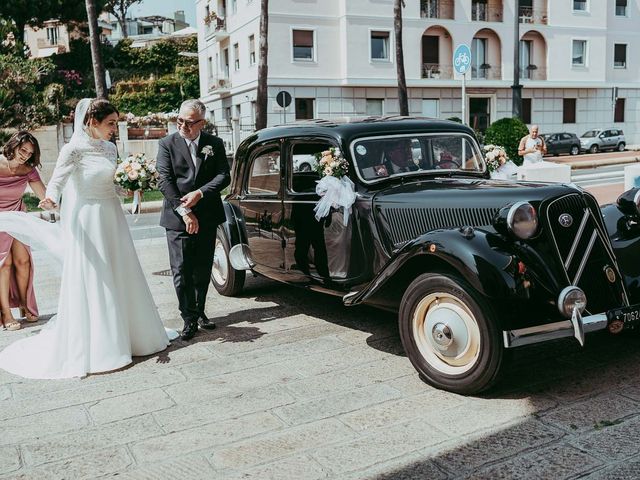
[570,145,579,156]
[617,142,626,152]
[299,162,312,172]
[589,144,599,154]
[399,273,504,394]
[211,226,246,296]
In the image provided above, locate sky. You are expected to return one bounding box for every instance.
[129,0,197,27]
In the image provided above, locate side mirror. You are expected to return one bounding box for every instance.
[617,188,640,217]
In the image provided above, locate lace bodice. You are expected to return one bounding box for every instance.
[46,140,118,203]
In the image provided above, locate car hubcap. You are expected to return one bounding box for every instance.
[412,293,481,375]
[212,239,229,285]
[571,147,578,155]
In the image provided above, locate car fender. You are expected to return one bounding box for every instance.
[221,201,248,248]
[343,228,520,307]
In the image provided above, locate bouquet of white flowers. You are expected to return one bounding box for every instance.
[114,153,159,213]
[312,148,356,226]
[483,144,518,180]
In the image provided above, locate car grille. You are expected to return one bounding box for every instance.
[544,193,628,314]
[381,207,499,246]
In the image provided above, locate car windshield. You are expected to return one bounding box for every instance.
[351,134,485,182]
[581,130,599,138]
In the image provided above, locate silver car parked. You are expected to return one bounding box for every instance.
[579,128,626,153]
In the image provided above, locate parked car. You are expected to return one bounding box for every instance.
[541,132,581,156]
[212,117,640,394]
[579,128,626,153]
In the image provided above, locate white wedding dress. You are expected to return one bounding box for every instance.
[0,102,173,379]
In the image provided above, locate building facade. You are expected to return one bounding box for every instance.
[197,0,640,150]
[24,19,112,58]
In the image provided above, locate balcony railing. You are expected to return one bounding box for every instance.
[471,2,503,22]
[209,77,231,93]
[519,65,547,80]
[205,17,227,40]
[420,0,454,20]
[471,64,502,80]
[519,6,548,24]
[421,63,454,79]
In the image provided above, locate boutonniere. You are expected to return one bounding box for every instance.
[201,145,214,159]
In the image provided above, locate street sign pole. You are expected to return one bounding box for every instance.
[453,44,472,126]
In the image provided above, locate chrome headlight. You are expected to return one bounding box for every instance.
[557,286,587,318]
[507,202,538,239]
[617,188,640,216]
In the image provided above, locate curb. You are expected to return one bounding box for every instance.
[551,156,640,170]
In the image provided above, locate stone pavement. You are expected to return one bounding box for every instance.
[3,238,640,479]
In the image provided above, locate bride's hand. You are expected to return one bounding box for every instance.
[38,198,58,211]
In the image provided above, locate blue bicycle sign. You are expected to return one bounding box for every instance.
[453,44,472,74]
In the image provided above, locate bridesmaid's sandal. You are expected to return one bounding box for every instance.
[5,320,21,331]
[19,307,38,323]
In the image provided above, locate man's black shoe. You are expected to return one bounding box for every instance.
[198,315,216,330]
[180,321,199,341]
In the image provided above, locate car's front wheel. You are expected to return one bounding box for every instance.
[399,273,504,394]
[617,142,626,152]
[570,145,579,156]
[211,226,246,296]
[589,144,599,154]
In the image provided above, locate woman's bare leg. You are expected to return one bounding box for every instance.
[0,250,18,328]
[11,240,33,317]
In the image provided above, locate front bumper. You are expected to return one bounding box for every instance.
[503,310,607,348]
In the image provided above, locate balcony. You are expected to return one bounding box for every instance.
[519,6,548,24]
[209,77,231,94]
[421,63,453,79]
[420,0,454,20]
[519,65,547,80]
[471,1,503,22]
[471,64,502,80]
[205,17,228,41]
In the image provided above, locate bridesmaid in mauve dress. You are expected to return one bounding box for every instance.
[0,131,47,331]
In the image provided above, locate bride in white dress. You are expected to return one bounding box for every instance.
[0,98,174,379]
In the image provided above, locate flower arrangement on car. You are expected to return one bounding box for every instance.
[484,144,518,180]
[313,148,356,225]
[114,153,159,213]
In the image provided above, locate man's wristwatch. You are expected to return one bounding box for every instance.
[176,206,191,216]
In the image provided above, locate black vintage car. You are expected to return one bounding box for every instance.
[211,117,640,394]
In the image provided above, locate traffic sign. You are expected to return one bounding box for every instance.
[453,44,472,75]
[276,91,292,108]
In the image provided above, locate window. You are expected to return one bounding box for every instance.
[572,40,587,66]
[295,98,314,120]
[207,56,214,78]
[472,0,488,21]
[248,149,280,195]
[520,39,533,79]
[231,0,237,14]
[616,0,627,16]
[46,26,59,46]
[292,29,314,61]
[249,35,256,65]
[366,99,384,116]
[233,43,240,70]
[563,98,576,124]
[223,48,230,77]
[370,31,390,61]
[522,98,532,124]
[290,143,328,193]
[422,99,439,118]
[471,37,488,79]
[615,98,625,123]
[573,0,587,11]
[614,44,627,68]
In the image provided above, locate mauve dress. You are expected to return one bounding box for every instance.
[0,168,40,317]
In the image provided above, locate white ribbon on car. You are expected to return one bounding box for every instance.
[314,175,357,226]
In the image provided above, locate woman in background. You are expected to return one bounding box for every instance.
[0,131,46,330]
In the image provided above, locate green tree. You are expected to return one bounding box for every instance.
[0,0,106,53]
[483,117,530,165]
[103,0,142,38]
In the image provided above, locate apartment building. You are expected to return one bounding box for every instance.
[24,18,112,58]
[196,0,640,150]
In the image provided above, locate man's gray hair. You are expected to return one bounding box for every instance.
[180,99,206,117]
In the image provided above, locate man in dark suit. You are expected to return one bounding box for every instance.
[156,99,230,341]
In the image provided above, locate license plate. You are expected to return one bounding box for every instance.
[607,304,640,329]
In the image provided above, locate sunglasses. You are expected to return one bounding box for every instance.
[177,118,204,128]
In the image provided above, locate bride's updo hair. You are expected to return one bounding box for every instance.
[83,99,119,126]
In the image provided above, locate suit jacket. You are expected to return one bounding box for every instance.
[156,131,230,231]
